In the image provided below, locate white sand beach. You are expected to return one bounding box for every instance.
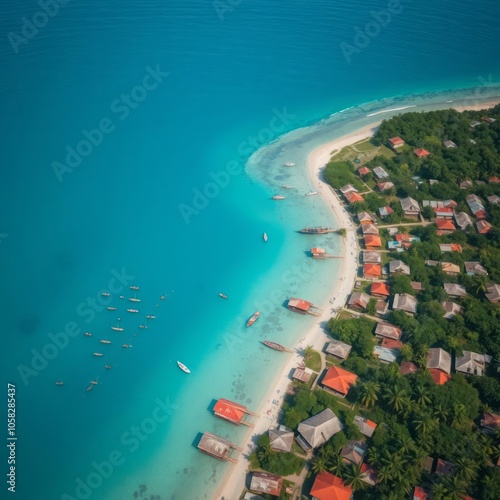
[214,100,500,500]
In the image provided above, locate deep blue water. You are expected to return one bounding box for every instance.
[1,0,500,499]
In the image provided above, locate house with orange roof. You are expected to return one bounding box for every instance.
[412,486,431,499]
[310,471,352,500]
[381,338,403,349]
[433,206,454,219]
[357,166,370,176]
[363,263,382,280]
[476,220,492,234]
[435,219,456,235]
[489,175,500,184]
[364,234,382,250]
[322,366,358,397]
[430,370,451,385]
[213,399,254,426]
[439,243,462,253]
[428,347,451,385]
[345,192,364,204]
[414,148,430,158]
[361,223,379,236]
[371,282,390,297]
[388,136,404,150]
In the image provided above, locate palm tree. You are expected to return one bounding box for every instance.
[442,474,467,500]
[454,457,478,483]
[343,462,366,492]
[310,456,327,475]
[431,482,449,500]
[413,385,431,408]
[414,346,429,370]
[303,345,315,363]
[433,404,449,423]
[359,381,380,409]
[327,452,345,476]
[397,436,415,455]
[383,386,410,413]
[451,403,468,429]
[413,413,438,436]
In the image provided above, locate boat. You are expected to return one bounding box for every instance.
[90,380,98,385]
[130,285,140,291]
[86,384,94,392]
[246,311,260,327]
[127,308,139,313]
[105,365,112,369]
[139,324,148,329]
[122,344,133,348]
[119,295,125,299]
[218,293,228,299]
[299,227,336,234]
[101,292,111,297]
[261,340,288,352]
[283,162,296,167]
[282,185,293,189]
[100,340,111,344]
[129,294,141,303]
[111,319,124,332]
[272,195,285,200]
[107,306,117,311]
[177,361,191,374]
[263,233,268,242]
[305,191,318,196]
[84,332,92,337]
[93,352,103,357]
[145,315,156,319]
[55,381,64,386]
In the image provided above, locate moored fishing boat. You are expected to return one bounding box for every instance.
[299,227,335,234]
[93,352,103,357]
[130,285,140,291]
[272,195,285,200]
[177,361,191,373]
[283,162,296,167]
[100,340,111,344]
[219,293,228,299]
[55,381,64,386]
[246,311,260,327]
[105,365,112,369]
[305,191,318,196]
[107,306,117,311]
[122,344,133,348]
[111,319,124,331]
[139,324,148,329]
[101,292,111,297]
[84,332,92,337]
[145,315,156,319]
[129,295,141,303]
[127,308,139,313]
[261,340,289,352]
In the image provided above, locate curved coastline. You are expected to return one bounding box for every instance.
[215,93,500,499]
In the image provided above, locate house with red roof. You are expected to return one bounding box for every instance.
[363,263,382,280]
[489,175,500,184]
[400,361,418,375]
[371,282,390,297]
[414,148,430,158]
[433,206,454,219]
[364,235,382,250]
[345,192,364,204]
[412,485,431,499]
[322,366,358,397]
[435,219,456,235]
[388,136,405,150]
[357,166,370,176]
[476,220,492,234]
[310,471,352,500]
[381,338,403,349]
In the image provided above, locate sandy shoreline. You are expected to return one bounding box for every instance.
[214,100,500,500]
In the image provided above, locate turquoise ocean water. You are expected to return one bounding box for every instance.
[1,0,500,498]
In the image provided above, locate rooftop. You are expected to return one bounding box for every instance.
[322,366,358,396]
[427,347,452,374]
[310,471,352,500]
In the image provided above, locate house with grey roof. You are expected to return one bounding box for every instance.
[441,301,462,319]
[373,166,389,180]
[454,211,473,231]
[400,197,421,219]
[296,408,343,452]
[348,292,371,310]
[341,440,368,465]
[466,194,488,218]
[443,283,467,297]
[459,180,473,189]
[389,260,410,276]
[465,262,488,276]
[392,293,417,315]
[292,366,313,384]
[378,206,394,218]
[361,223,379,236]
[427,348,452,374]
[325,340,352,360]
[340,184,358,195]
[487,195,500,205]
[443,140,457,148]
[455,351,487,376]
[486,283,500,303]
[357,211,376,224]
[373,345,399,364]
[269,426,294,453]
[375,322,402,340]
[375,300,389,316]
[363,251,382,263]
[353,416,377,437]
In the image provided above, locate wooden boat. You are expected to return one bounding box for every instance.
[261,340,288,352]
[219,293,228,299]
[105,365,112,369]
[127,308,139,313]
[55,381,64,386]
[90,380,98,385]
[93,352,103,357]
[145,315,156,319]
[139,324,148,329]
[177,361,191,373]
[305,191,318,196]
[283,162,296,167]
[246,311,260,327]
[272,195,285,200]
[263,233,268,242]
[300,227,336,234]
[129,295,141,303]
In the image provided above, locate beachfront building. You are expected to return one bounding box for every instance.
[444,283,467,298]
[213,399,256,426]
[392,293,417,315]
[378,206,394,218]
[296,408,343,452]
[364,235,382,250]
[345,191,364,204]
[442,301,462,319]
[348,292,370,310]
[310,471,352,500]
[375,322,402,340]
[197,432,241,462]
[486,283,500,303]
[292,366,314,384]
[269,426,294,453]
[455,351,487,376]
[400,197,421,219]
[371,282,390,297]
[414,148,430,158]
[341,440,368,465]
[249,472,283,497]
[340,184,358,195]
[466,194,488,219]
[373,166,389,180]
[388,136,405,150]
[357,211,375,224]
[454,211,473,231]
[322,366,358,397]
[436,219,456,235]
[363,263,381,280]
[389,260,410,276]
[465,262,488,276]
[311,247,327,259]
[287,298,320,315]
[363,251,382,264]
[361,223,379,236]
[443,140,457,148]
[325,339,352,361]
[353,415,377,437]
[476,220,492,234]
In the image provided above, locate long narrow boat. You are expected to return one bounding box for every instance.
[100,339,111,344]
[177,361,191,373]
[55,381,64,386]
[111,319,124,332]
[272,195,286,200]
[246,311,260,327]
[219,293,228,299]
[129,294,141,303]
[127,308,139,313]
[261,340,288,352]
[130,285,140,291]
[299,227,336,234]
[283,162,296,167]
[107,306,117,311]
[93,352,103,357]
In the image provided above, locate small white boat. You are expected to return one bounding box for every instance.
[129,294,141,303]
[84,332,92,337]
[93,352,103,357]
[122,344,133,348]
[111,319,124,332]
[145,315,156,319]
[139,325,148,329]
[100,340,111,344]
[101,292,111,297]
[177,361,191,373]
[107,307,117,311]
[272,195,285,200]
[283,162,296,167]
[219,293,228,299]
[130,286,140,291]
[119,295,125,299]
[305,191,318,196]
[55,381,64,386]
[263,233,268,242]
[282,185,293,189]
[105,365,112,369]
[127,308,139,313]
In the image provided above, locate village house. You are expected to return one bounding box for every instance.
[322,366,358,397]
[412,486,431,500]
[373,166,389,180]
[459,179,473,189]
[486,283,500,303]
[348,292,370,310]
[435,459,455,477]
[444,283,467,298]
[422,199,457,209]
[389,260,410,275]
[388,136,405,150]
[414,148,430,158]
[470,120,482,127]
[363,251,382,263]
[353,416,377,437]
[480,412,500,434]
[375,299,389,316]
[433,206,454,219]
[373,345,399,363]
[465,261,488,276]
[378,206,394,218]
[360,464,378,487]
[392,293,417,315]
[375,322,402,340]
[466,194,488,219]
[455,350,487,376]
[310,471,352,500]
[361,223,379,236]
[454,211,473,231]
[476,220,492,234]
[381,338,403,349]
[345,192,364,204]
[442,301,462,319]
[250,472,283,497]
[341,440,368,465]
[357,211,376,224]
[269,426,294,453]
[427,348,452,385]
[411,281,423,292]
[400,197,421,219]
[377,181,395,192]
[371,282,390,297]
[296,408,343,451]
[363,263,382,280]
[364,235,382,250]
[400,361,418,375]
[435,219,456,235]
[439,243,462,253]
[340,184,358,195]
[325,339,352,361]
[489,175,500,184]
[441,262,461,275]
[357,166,370,176]
[483,117,497,124]
[443,140,457,148]
[292,366,314,384]
[487,194,500,205]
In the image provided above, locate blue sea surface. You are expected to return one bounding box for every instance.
[1,0,500,499]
